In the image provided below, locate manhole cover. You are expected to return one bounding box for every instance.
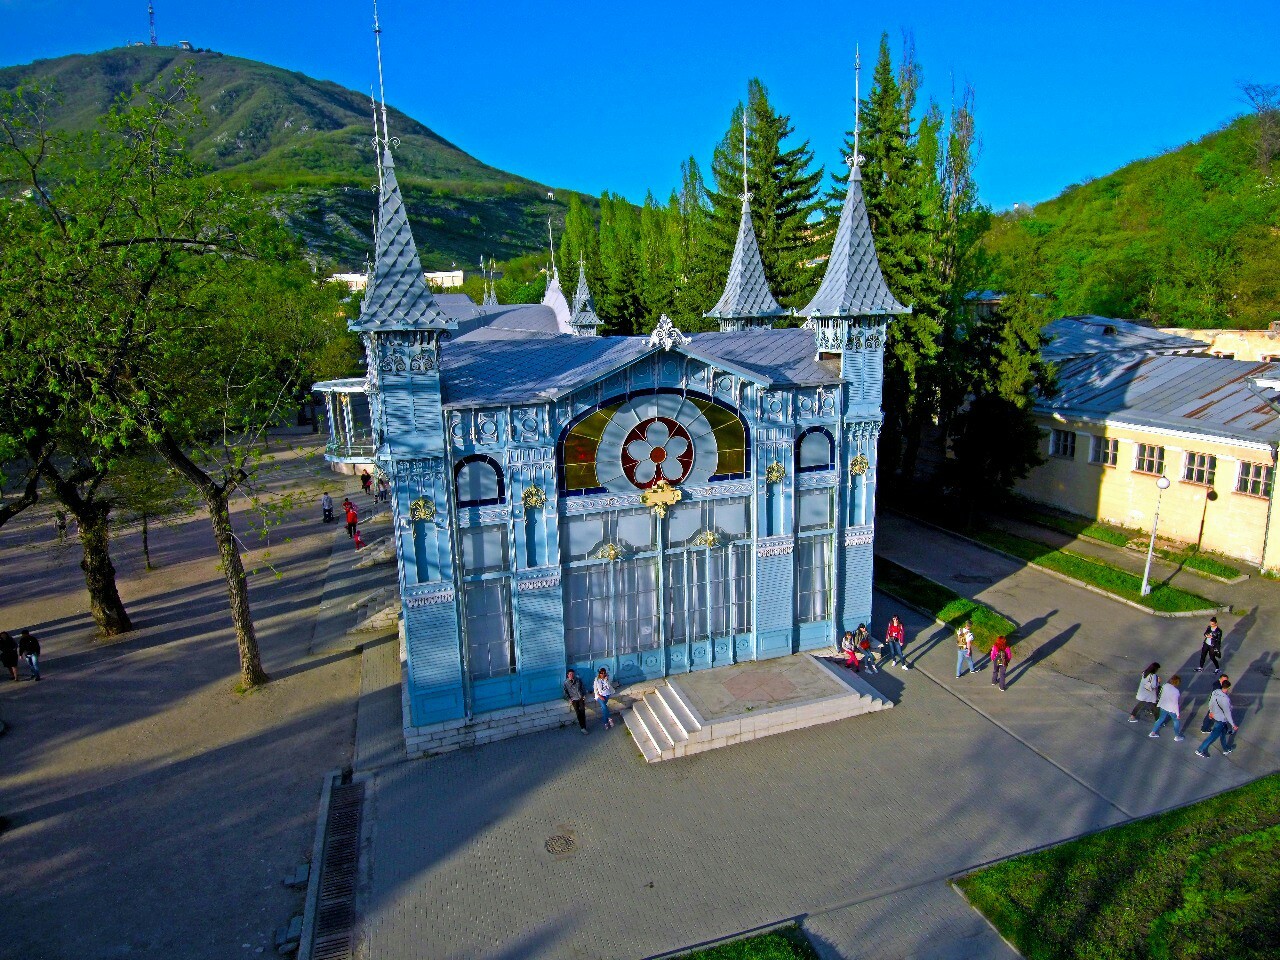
[545,835,575,855]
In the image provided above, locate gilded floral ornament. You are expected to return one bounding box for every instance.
[765,461,786,484]
[522,484,547,510]
[850,454,870,476]
[596,543,621,562]
[693,529,720,548]
[640,479,683,518]
[409,497,436,522]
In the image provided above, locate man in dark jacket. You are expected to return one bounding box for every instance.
[563,669,588,734]
[18,630,40,681]
[1197,617,1223,674]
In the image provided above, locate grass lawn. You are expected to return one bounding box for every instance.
[1156,546,1243,581]
[678,928,819,960]
[1010,502,1135,548]
[969,528,1216,614]
[874,556,1018,654]
[956,773,1280,960]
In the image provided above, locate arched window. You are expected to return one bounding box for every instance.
[796,427,835,473]
[455,455,505,507]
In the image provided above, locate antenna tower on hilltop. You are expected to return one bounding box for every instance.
[148,2,157,46]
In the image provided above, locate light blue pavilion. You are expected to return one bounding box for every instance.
[315,130,907,738]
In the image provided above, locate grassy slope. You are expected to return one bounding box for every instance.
[957,773,1280,960]
[982,115,1280,328]
[0,47,582,269]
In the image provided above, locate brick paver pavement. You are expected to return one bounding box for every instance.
[355,511,1280,960]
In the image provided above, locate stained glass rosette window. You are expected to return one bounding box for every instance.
[560,392,748,495]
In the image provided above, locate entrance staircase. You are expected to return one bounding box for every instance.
[624,656,892,763]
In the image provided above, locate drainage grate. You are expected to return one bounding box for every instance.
[545,834,575,855]
[309,780,364,960]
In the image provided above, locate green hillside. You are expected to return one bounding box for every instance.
[981,114,1280,328]
[0,46,577,269]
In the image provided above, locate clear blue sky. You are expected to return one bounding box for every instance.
[2,0,1277,210]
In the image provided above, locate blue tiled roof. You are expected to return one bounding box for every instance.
[451,304,567,342]
[1042,316,1205,362]
[438,327,840,407]
[705,197,786,320]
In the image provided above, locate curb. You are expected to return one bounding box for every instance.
[887,510,1227,619]
[949,881,1028,959]
[296,768,340,960]
[1120,543,1251,585]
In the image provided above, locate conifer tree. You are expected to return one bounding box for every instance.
[596,193,644,335]
[670,158,720,330]
[637,193,677,330]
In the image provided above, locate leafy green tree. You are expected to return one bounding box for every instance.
[0,70,346,684]
[107,455,197,571]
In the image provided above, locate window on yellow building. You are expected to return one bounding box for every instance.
[1089,435,1118,466]
[1050,429,1076,459]
[1182,452,1217,486]
[1134,444,1165,475]
[1236,462,1274,498]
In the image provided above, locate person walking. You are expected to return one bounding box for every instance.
[884,615,908,669]
[1150,674,1185,740]
[563,669,588,734]
[344,502,359,540]
[360,469,373,497]
[18,629,40,682]
[0,631,18,682]
[956,621,976,678]
[321,492,334,524]
[989,635,1012,691]
[1128,663,1162,722]
[593,667,617,730]
[1196,679,1238,757]
[376,476,390,503]
[1196,616,1223,674]
[54,509,68,544]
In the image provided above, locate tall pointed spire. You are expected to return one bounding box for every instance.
[541,218,573,333]
[569,253,602,336]
[481,256,498,308]
[705,109,785,331]
[352,2,453,333]
[801,47,907,321]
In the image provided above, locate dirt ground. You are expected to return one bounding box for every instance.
[0,431,365,960]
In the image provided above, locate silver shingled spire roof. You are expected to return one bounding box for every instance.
[705,112,785,323]
[569,254,602,334]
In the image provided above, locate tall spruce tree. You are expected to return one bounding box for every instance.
[596,192,644,335]
[670,157,720,330]
[707,81,824,310]
[638,192,677,330]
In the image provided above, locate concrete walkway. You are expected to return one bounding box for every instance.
[351,511,1280,960]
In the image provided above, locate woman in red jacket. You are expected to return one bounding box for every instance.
[884,615,908,670]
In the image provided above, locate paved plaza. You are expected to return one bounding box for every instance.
[5,454,1280,960]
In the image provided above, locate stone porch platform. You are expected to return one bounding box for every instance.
[625,653,892,762]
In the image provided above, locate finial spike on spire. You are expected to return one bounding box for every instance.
[373,0,390,149]
[740,110,750,202]
[853,43,862,169]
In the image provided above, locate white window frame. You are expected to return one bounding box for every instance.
[1049,429,1076,460]
[1089,435,1118,467]
[1236,461,1275,499]
[1134,443,1165,476]
[1181,451,1217,487]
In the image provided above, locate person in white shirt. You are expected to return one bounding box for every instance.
[1129,662,1161,722]
[1196,679,1238,758]
[1149,674,1185,740]
[593,667,617,730]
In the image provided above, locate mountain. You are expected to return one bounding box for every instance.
[980,114,1280,329]
[0,46,576,269]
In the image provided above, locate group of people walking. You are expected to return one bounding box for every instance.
[1127,618,1239,758]
[0,629,41,682]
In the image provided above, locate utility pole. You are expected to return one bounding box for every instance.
[148,2,157,46]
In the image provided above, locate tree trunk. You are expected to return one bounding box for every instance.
[78,507,133,636]
[141,513,152,571]
[207,491,270,688]
[156,433,269,688]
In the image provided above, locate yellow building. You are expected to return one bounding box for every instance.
[1158,324,1280,362]
[1017,352,1280,570]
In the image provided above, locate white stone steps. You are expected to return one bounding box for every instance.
[623,708,663,762]
[658,684,702,735]
[648,691,690,745]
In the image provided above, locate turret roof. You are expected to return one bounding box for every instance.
[542,263,574,334]
[801,165,908,318]
[705,196,786,321]
[351,148,455,333]
[570,259,602,331]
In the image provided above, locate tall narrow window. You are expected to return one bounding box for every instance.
[1049,429,1076,459]
[795,537,833,624]
[464,580,514,680]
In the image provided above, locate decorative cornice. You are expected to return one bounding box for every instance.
[844,525,874,547]
[757,535,794,558]
[405,584,455,608]
[796,470,838,490]
[516,567,561,593]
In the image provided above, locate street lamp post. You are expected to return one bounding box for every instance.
[1140,475,1172,596]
